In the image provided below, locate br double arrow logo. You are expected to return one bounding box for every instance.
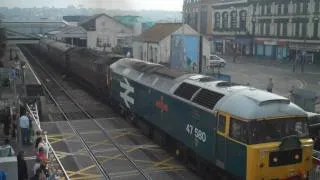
[120,77,135,108]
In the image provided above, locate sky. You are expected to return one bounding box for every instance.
[0,0,183,11]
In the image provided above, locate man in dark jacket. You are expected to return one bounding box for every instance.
[3,107,10,136]
[17,151,28,180]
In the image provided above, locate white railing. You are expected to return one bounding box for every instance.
[26,103,70,180]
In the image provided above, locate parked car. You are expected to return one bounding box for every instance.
[208,55,226,68]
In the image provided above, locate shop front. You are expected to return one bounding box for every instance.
[276,41,289,60]
[232,36,253,56]
[254,39,288,60]
[289,43,320,64]
[211,36,235,55]
[211,36,224,55]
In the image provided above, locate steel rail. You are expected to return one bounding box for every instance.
[22,46,151,180]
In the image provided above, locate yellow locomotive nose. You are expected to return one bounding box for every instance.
[246,139,313,180]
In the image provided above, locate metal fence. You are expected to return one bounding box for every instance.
[26,103,69,180]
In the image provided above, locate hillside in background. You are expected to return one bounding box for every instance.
[0,7,182,22]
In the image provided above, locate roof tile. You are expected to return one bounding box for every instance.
[135,23,182,43]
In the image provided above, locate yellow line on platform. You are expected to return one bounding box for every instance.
[66,170,102,179]
[69,175,103,180]
[153,156,174,167]
[72,145,142,175]
[77,132,129,153]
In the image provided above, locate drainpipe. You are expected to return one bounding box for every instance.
[146,42,149,62]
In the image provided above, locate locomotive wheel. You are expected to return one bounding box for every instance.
[120,107,126,117]
[196,159,206,178]
[175,143,186,162]
[127,112,136,125]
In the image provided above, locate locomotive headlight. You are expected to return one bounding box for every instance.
[294,154,300,160]
[273,157,278,163]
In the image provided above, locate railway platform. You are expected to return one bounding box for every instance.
[0,45,68,180]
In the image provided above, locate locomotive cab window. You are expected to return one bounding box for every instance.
[229,118,249,144]
[250,117,309,144]
[218,115,226,133]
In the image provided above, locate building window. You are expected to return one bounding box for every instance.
[253,4,257,15]
[277,22,281,37]
[283,22,287,36]
[314,22,319,38]
[302,22,307,37]
[266,22,270,35]
[278,4,282,15]
[284,3,288,15]
[267,3,271,15]
[240,10,247,30]
[231,11,237,29]
[303,2,308,14]
[252,21,256,35]
[194,13,198,30]
[154,48,158,62]
[261,4,265,15]
[215,12,221,29]
[316,1,320,13]
[295,22,300,37]
[296,2,301,14]
[222,12,228,29]
[260,23,264,35]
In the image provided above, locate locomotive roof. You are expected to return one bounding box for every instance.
[113,58,188,79]
[214,88,307,120]
[111,59,307,120]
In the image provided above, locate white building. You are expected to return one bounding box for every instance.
[133,23,210,68]
[47,14,134,51]
[79,14,133,51]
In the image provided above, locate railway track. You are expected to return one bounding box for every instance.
[20,46,200,180]
[20,46,151,180]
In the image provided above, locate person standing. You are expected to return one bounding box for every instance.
[292,54,300,72]
[300,52,306,73]
[19,112,30,145]
[267,78,274,93]
[3,107,10,137]
[11,108,17,138]
[17,151,28,180]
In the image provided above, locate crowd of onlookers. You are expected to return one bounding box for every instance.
[0,105,51,180]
